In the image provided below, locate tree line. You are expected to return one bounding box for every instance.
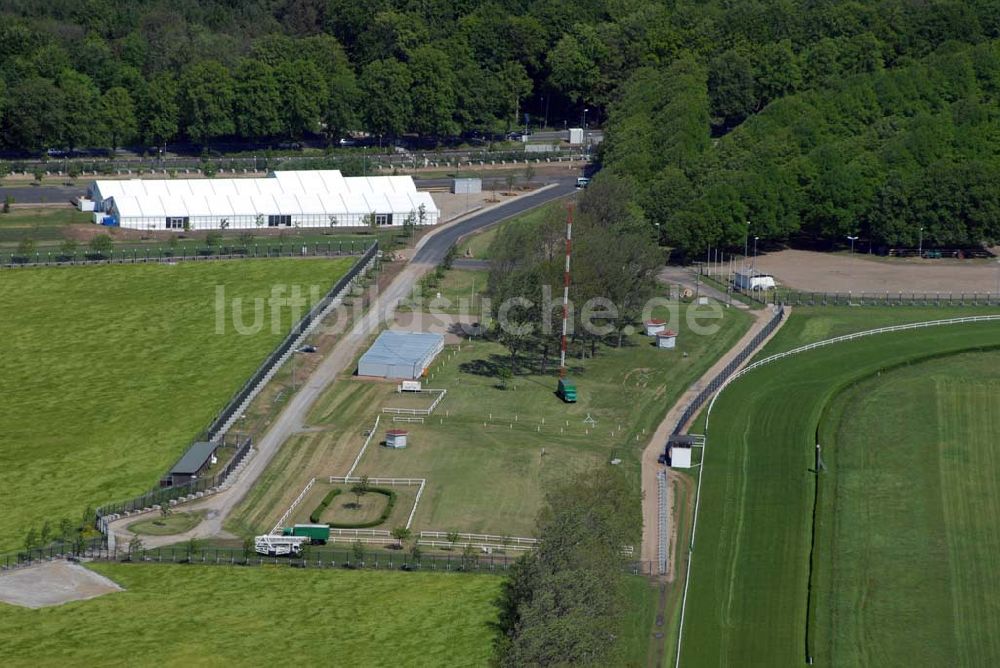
[493,467,641,666]
[4,0,998,156]
[603,38,1000,254]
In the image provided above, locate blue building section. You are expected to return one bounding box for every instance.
[357,330,445,379]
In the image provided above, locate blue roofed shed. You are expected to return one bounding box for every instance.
[358,330,445,380]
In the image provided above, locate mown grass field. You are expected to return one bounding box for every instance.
[0,258,354,552]
[815,351,1000,665]
[758,305,1000,356]
[0,564,500,667]
[229,300,751,539]
[679,318,1000,665]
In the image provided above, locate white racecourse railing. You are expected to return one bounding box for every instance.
[271,477,316,534]
[674,313,1000,668]
[345,414,380,478]
[329,528,390,537]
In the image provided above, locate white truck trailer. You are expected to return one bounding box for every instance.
[254,534,309,556]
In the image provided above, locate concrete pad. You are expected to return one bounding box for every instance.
[0,561,123,609]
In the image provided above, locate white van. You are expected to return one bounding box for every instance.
[576,177,591,188]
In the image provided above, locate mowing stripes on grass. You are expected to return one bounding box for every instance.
[0,259,353,552]
[0,564,500,667]
[680,319,1000,666]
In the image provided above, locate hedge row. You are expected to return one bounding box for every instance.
[327,487,397,529]
[309,489,343,524]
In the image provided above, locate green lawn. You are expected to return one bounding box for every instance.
[0,564,501,667]
[0,258,354,552]
[127,511,204,536]
[679,318,1000,665]
[0,207,92,243]
[231,302,751,539]
[758,306,1000,356]
[455,201,559,260]
[814,352,1000,665]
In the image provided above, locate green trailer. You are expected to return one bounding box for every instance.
[282,523,330,544]
[557,378,577,403]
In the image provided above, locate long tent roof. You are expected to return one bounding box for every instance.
[92,170,438,219]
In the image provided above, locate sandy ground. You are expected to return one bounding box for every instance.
[749,249,1000,294]
[639,306,791,577]
[0,561,122,608]
[392,311,481,344]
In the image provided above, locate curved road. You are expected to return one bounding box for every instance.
[109,176,578,547]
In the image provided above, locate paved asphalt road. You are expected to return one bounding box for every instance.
[106,175,578,548]
[413,177,577,264]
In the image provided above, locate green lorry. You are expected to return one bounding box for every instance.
[282,523,330,544]
[557,378,577,403]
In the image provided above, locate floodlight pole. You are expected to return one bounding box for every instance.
[559,204,574,378]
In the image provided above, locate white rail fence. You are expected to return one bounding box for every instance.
[382,389,447,415]
[420,531,538,547]
[417,539,533,552]
[271,477,317,534]
[674,314,1000,668]
[345,414,381,478]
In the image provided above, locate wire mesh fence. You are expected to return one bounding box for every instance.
[94,244,377,532]
[2,239,374,269]
[1,542,654,576]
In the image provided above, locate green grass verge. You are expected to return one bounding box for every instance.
[127,512,204,536]
[679,318,1000,665]
[814,351,1000,665]
[0,258,354,552]
[0,564,501,666]
[758,305,1000,357]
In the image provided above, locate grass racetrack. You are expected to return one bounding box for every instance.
[0,258,354,552]
[679,317,1000,665]
[815,351,1000,665]
[0,564,500,666]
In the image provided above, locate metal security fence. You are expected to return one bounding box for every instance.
[2,543,654,577]
[775,289,1000,307]
[94,245,377,534]
[201,241,378,441]
[96,437,252,520]
[2,239,375,269]
[671,306,787,437]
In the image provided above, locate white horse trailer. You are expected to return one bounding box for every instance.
[254,534,308,557]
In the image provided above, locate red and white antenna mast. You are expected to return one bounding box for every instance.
[559,203,574,378]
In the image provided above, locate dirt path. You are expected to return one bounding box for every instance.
[639,306,791,575]
[754,249,1000,294]
[108,183,574,549]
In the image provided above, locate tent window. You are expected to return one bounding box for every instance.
[375,214,392,226]
[268,215,291,227]
[166,217,187,229]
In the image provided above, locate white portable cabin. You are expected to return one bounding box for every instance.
[645,319,666,336]
[734,272,776,291]
[568,128,584,145]
[385,430,408,449]
[656,330,678,349]
[86,170,440,231]
[668,436,696,469]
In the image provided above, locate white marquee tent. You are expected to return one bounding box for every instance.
[87,170,440,231]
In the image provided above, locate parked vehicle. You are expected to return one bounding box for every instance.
[254,534,308,556]
[281,523,330,544]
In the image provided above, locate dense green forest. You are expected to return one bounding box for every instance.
[1,0,999,249]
